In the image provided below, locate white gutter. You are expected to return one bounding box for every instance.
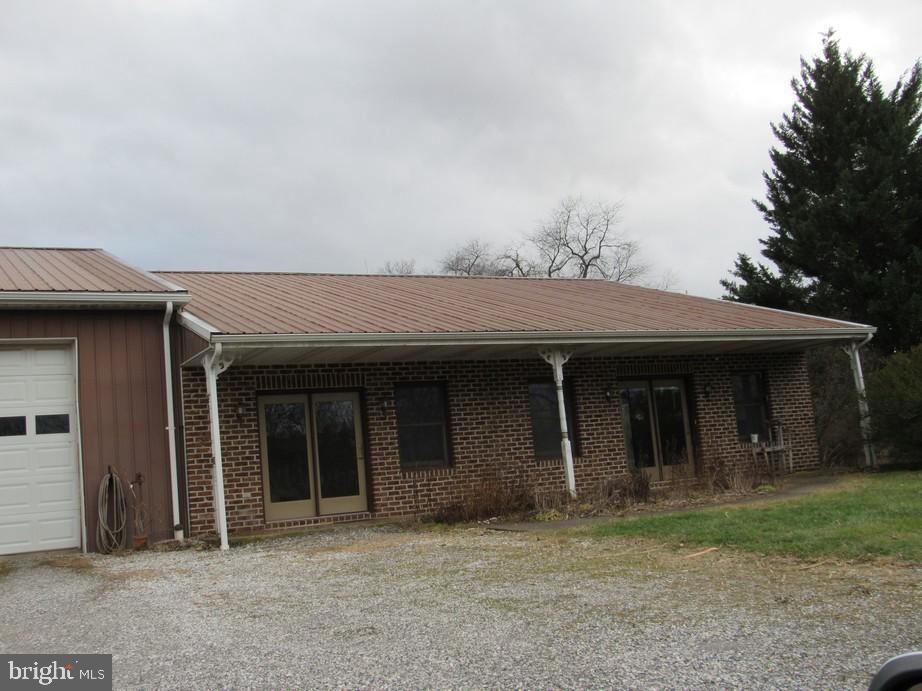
[210,326,875,349]
[203,343,231,550]
[177,311,219,340]
[162,302,184,541]
[0,291,190,306]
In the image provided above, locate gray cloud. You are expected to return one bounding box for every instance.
[1,0,919,295]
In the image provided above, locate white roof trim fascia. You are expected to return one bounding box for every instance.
[177,310,220,341]
[211,326,875,349]
[0,291,191,306]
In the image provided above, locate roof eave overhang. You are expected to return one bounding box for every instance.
[208,326,875,349]
[177,310,220,340]
[0,291,191,307]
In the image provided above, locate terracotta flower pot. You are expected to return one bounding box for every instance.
[132,535,148,550]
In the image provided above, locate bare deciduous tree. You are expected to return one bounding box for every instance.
[440,239,507,276]
[646,268,678,292]
[497,246,535,277]
[440,197,654,284]
[535,198,648,280]
[379,258,417,275]
[529,205,571,278]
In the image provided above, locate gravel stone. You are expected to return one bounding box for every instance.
[0,524,919,689]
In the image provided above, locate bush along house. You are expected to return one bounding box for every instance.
[0,248,876,553]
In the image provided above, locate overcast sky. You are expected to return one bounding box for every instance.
[1,1,919,296]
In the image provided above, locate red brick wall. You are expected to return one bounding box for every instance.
[179,352,819,537]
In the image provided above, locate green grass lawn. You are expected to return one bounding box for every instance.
[591,471,922,563]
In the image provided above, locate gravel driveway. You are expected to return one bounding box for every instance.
[1,523,919,689]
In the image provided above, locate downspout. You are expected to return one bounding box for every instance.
[203,343,231,550]
[846,334,877,468]
[162,302,184,541]
[540,349,577,498]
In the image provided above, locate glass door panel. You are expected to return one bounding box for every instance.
[620,383,657,476]
[620,379,695,481]
[313,392,367,515]
[259,394,316,521]
[652,379,694,479]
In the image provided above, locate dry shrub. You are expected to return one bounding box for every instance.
[532,488,573,513]
[430,477,535,523]
[664,460,698,499]
[705,458,757,494]
[588,469,651,509]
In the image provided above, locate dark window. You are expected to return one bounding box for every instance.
[731,372,769,441]
[0,416,26,437]
[314,399,360,498]
[36,414,70,435]
[528,381,578,459]
[264,402,311,502]
[394,383,451,469]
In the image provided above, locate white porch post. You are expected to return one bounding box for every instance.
[846,340,877,468]
[540,349,576,498]
[203,344,233,550]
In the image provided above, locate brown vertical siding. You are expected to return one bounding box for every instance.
[0,308,174,550]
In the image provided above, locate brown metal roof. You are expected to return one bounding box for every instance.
[155,271,868,336]
[0,247,182,293]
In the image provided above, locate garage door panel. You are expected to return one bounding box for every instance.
[0,345,80,554]
[36,479,78,508]
[0,448,30,474]
[32,347,73,371]
[0,478,78,514]
[0,379,29,404]
[32,376,75,405]
[32,444,75,472]
[36,514,80,547]
[0,513,80,554]
[0,520,32,552]
[0,483,30,511]
[0,349,27,370]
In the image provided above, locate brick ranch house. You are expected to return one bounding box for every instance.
[0,248,875,554]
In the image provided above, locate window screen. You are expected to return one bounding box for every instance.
[528,381,578,459]
[731,372,769,441]
[394,383,451,469]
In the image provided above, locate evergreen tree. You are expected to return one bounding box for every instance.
[722,32,922,352]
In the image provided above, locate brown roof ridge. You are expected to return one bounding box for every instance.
[0,246,102,251]
[154,269,615,282]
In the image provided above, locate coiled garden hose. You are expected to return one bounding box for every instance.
[97,467,127,553]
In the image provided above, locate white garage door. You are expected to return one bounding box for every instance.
[0,345,81,555]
